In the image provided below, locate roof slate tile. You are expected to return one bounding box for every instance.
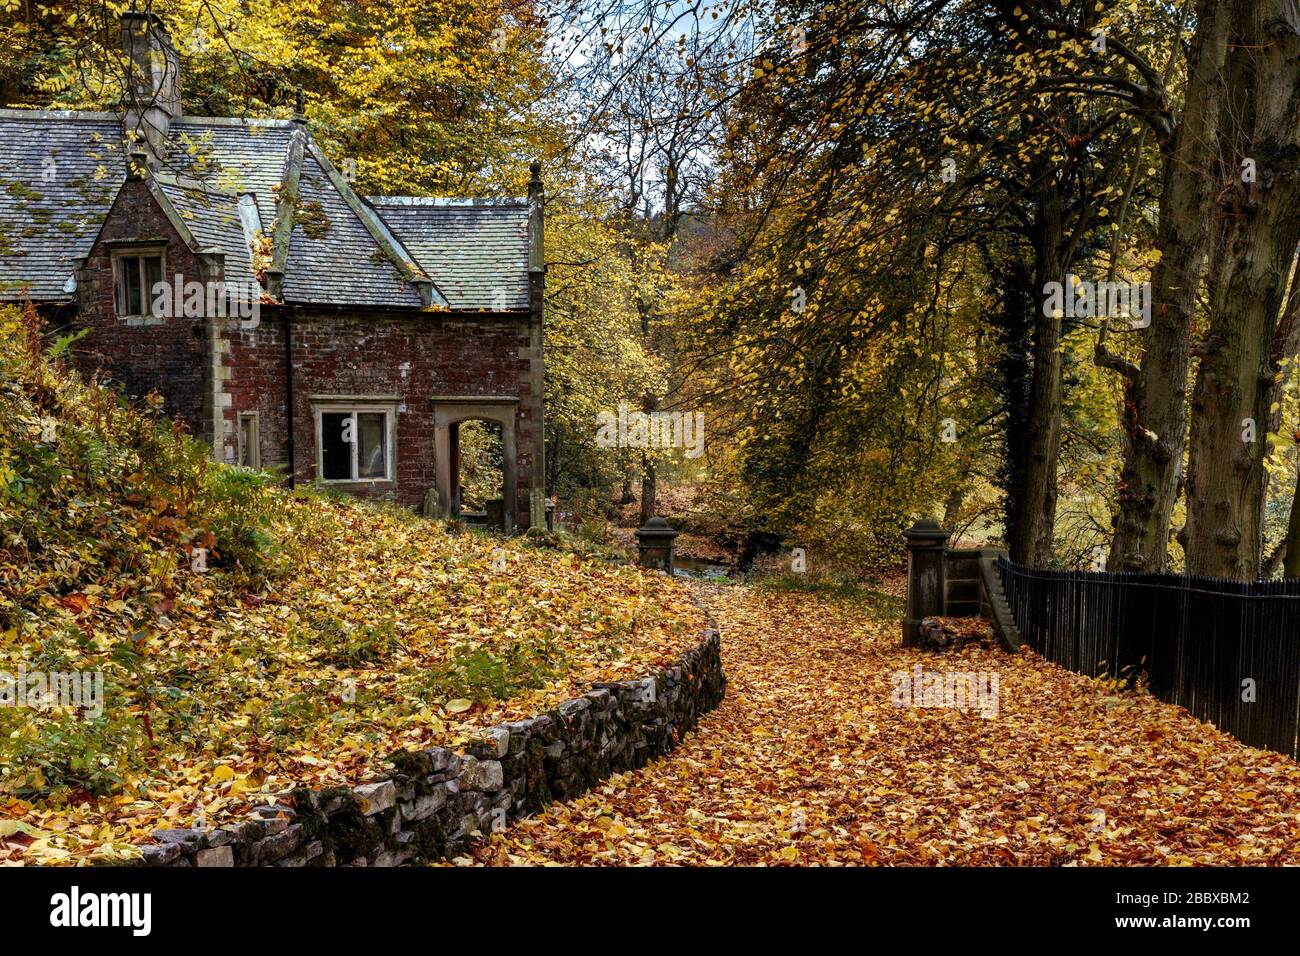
[369,198,530,311]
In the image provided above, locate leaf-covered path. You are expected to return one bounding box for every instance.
[467,583,1300,866]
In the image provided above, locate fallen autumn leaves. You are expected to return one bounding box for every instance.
[466,584,1300,866]
[0,503,706,866]
[0,305,707,865]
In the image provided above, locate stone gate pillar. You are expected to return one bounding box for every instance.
[902,518,951,647]
[635,517,679,573]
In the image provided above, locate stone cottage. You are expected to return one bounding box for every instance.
[0,11,546,531]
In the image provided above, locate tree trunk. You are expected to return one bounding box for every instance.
[942,485,966,531]
[1109,0,1231,572]
[1182,0,1300,578]
[1011,183,1067,567]
[637,390,658,524]
[1285,461,1300,577]
[1271,263,1300,577]
[1257,263,1300,532]
[993,260,1034,554]
[995,259,1034,556]
[639,452,657,525]
[620,462,635,505]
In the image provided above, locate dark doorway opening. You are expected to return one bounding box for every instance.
[455,419,506,530]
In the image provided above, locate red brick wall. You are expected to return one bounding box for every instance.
[227,309,543,515]
[71,179,214,441]
[225,313,288,470]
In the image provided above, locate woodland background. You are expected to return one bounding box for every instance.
[6,0,1300,582]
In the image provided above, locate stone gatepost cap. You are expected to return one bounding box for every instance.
[903,518,951,543]
[635,516,679,542]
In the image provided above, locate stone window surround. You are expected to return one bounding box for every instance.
[108,239,167,322]
[429,396,519,532]
[310,396,399,485]
[237,410,260,469]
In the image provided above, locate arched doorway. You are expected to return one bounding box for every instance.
[430,397,518,532]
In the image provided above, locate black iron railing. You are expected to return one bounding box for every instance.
[997,556,1300,760]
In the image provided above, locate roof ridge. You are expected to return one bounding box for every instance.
[265,125,307,299]
[0,108,122,122]
[369,196,528,207]
[303,138,447,307]
[172,115,295,128]
[0,109,294,129]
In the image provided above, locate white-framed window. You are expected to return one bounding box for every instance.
[313,403,395,483]
[112,247,165,318]
[237,412,260,469]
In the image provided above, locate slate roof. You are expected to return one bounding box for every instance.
[282,150,422,308]
[0,109,532,311]
[369,198,531,310]
[0,111,124,300]
[154,178,258,290]
[168,118,293,236]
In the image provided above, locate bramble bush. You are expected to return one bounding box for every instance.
[0,303,283,797]
[0,304,284,627]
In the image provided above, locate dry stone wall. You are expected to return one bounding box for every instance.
[139,627,724,867]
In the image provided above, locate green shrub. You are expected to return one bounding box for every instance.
[198,466,285,571]
[307,611,401,667]
[424,637,566,706]
[2,707,146,799]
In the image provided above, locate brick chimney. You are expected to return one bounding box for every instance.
[121,11,181,167]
